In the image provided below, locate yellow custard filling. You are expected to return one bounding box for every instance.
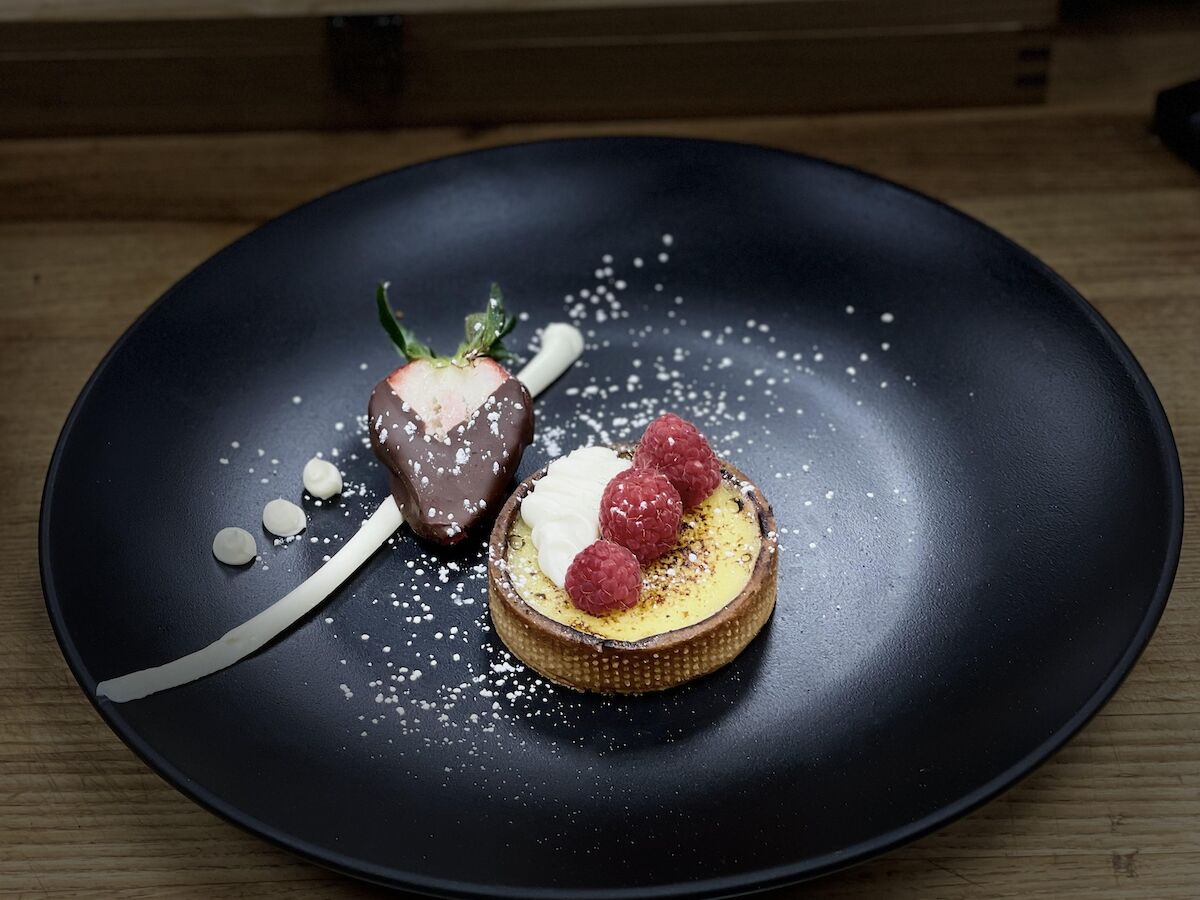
[505,479,763,642]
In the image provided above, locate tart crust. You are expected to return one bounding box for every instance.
[487,456,778,693]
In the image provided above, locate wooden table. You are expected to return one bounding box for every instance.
[2,8,1198,899]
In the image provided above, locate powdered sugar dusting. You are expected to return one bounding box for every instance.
[200,232,920,784]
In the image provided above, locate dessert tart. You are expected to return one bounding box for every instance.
[488,416,778,693]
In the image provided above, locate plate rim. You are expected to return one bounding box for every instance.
[39,135,1185,899]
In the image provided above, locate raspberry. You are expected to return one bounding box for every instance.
[599,468,682,564]
[634,413,722,507]
[564,540,642,616]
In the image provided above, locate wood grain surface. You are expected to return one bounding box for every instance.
[0,2,1054,136]
[1,6,1198,899]
[0,0,1062,24]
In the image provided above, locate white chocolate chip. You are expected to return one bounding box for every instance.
[212,527,256,566]
[302,457,343,500]
[262,498,306,537]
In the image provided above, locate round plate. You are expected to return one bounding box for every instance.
[42,138,1182,898]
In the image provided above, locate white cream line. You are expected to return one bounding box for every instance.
[96,323,584,702]
[515,323,584,399]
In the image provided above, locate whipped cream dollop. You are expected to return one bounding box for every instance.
[212,526,257,566]
[520,446,631,587]
[302,457,343,500]
[262,498,306,537]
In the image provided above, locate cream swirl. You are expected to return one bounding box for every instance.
[519,446,631,587]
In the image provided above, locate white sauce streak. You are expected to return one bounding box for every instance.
[516,323,584,399]
[96,322,584,703]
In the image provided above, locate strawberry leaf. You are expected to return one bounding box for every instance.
[455,283,519,362]
[375,281,521,366]
[376,282,436,362]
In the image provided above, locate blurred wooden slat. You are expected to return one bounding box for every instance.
[0,0,1059,23]
[1,111,1190,225]
[1,3,1199,899]
[0,0,1055,135]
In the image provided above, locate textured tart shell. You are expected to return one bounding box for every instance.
[487,456,778,694]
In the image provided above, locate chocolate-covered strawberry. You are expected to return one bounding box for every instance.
[368,283,534,545]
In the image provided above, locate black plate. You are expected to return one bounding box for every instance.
[42,138,1182,898]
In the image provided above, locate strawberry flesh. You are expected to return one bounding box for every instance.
[386,357,508,440]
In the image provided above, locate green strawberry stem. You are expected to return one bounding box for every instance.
[376,283,436,362]
[376,281,518,366]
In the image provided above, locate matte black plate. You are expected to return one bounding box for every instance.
[42,138,1182,898]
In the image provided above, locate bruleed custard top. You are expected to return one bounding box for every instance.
[503,473,763,642]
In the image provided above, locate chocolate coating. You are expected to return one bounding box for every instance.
[368,375,535,545]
